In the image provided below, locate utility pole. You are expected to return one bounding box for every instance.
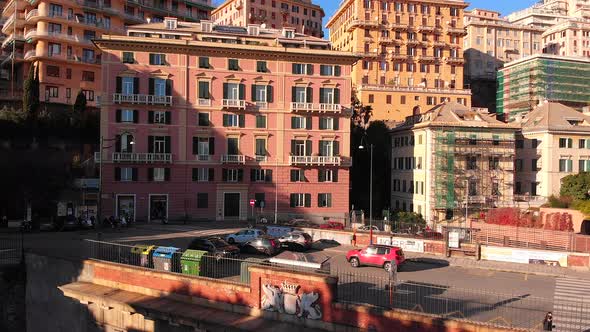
[274,157,278,224]
[11,0,17,98]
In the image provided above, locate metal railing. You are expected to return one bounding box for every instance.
[196,154,211,162]
[0,232,23,266]
[289,156,341,166]
[290,103,342,112]
[222,99,245,109]
[198,98,211,107]
[221,154,245,164]
[112,152,172,163]
[113,93,173,106]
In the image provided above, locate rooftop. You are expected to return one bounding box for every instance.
[500,53,590,70]
[521,101,590,133]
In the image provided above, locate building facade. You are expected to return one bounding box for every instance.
[497,54,590,121]
[327,0,472,122]
[390,102,518,226]
[506,0,589,28]
[0,0,213,105]
[463,9,543,112]
[211,0,324,38]
[515,101,590,206]
[95,18,356,222]
[542,18,590,57]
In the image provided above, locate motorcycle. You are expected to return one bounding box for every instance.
[20,220,32,232]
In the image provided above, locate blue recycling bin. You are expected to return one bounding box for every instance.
[152,246,180,273]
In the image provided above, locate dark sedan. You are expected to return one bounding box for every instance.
[187,237,240,258]
[278,232,313,251]
[243,236,282,256]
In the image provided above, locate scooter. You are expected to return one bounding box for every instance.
[20,220,32,232]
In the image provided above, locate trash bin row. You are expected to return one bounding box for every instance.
[128,245,207,276]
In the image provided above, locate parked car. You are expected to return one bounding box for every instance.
[357,225,380,232]
[225,229,265,244]
[415,230,443,240]
[278,231,313,251]
[346,245,405,272]
[319,221,345,230]
[285,219,316,228]
[187,237,240,258]
[243,236,282,256]
[61,215,79,231]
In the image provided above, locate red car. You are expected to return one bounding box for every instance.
[346,245,405,272]
[319,221,345,230]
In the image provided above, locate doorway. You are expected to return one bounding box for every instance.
[116,195,135,222]
[149,195,168,222]
[224,193,240,219]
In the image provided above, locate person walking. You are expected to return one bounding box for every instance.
[543,312,554,331]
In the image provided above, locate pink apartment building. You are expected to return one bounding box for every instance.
[94,18,357,222]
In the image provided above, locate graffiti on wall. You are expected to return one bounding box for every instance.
[261,281,322,320]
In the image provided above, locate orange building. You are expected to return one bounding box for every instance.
[212,0,324,38]
[0,0,213,107]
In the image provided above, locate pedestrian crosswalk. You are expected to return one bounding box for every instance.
[553,277,590,332]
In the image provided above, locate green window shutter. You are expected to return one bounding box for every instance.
[292,63,297,74]
[334,65,341,76]
[334,88,340,104]
[251,84,257,102]
[237,169,244,182]
[290,194,296,207]
[133,78,139,94]
[148,136,154,153]
[239,84,245,100]
[164,168,170,181]
[223,114,229,127]
[116,109,121,122]
[192,137,199,155]
[306,64,313,75]
[208,168,215,181]
[265,170,272,182]
[327,194,332,207]
[133,110,139,123]
[148,111,154,123]
[306,87,313,103]
[114,167,121,181]
[223,83,228,99]
[291,86,296,102]
[291,140,297,155]
[222,169,228,182]
[166,79,172,95]
[267,85,273,103]
[239,114,245,128]
[192,168,198,181]
[305,140,312,156]
[334,141,340,155]
[148,78,154,95]
[291,117,297,129]
[116,77,122,93]
[250,169,256,181]
[209,137,215,155]
[304,194,311,207]
[318,170,325,182]
[333,170,339,182]
[333,117,339,130]
[319,117,325,130]
[306,117,312,130]
[319,88,325,103]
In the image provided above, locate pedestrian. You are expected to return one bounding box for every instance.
[351,231,357,247]
[543,311,554,331]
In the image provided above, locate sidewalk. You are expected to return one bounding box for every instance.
[319,243,590,279]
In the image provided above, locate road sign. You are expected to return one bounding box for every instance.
[250,199,255,207]
[449,231,460,248]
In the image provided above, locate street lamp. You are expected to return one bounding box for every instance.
[98,134,134,227]
[359,137,374,244]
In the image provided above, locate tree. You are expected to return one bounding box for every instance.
[22,63,40,118]
[73,90,87,113]
[350,94,372,128]
[560,173,590,201]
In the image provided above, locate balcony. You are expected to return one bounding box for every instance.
[23,50,37,60]
[290,102,342,113]
[359,84,471,96]
[354,51,380,58]
[113,93,173,106]
[447,27,466,35]
[196,155,211,162]
[406,39,420,46]
[418,55,436,62]
[378,37,394,44]
[222,99,246,109]
[389,53,407,61]
[289,156,341,166]
[346,20,380,31]
[112,152,172,163]
[418,25,434,32]
[198,98,211,107]
[388,23,407,30]
[1,34,24,49]
[254,101,268,109]
[255,155,267,162]
[446,57,465,64]
[433,40,447,47]
[221,155,245,164]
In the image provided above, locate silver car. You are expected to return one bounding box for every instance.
[278,232,313,251]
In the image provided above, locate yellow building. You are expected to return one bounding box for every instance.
[326,0,472,121]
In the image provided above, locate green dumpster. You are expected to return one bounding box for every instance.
[130,245,156,268]
[240,258,266,284]
[181,250,208,276]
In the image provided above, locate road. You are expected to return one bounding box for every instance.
[3,222,572,330]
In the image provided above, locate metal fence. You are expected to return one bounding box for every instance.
[0,231,23,266]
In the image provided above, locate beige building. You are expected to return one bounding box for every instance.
[516,101,590,206]
[390,101,518,225]
[505,0,585,28]
[542,18,590,57]
[326,0,472,122]
[211,0,324,38]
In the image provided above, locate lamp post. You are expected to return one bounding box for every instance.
[359,138,374,244]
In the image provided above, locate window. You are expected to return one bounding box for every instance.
[119,109,135,123]
[251,169,272,182]
[254,193,265,208]
[197,193,208,208]
[319,169,337,182]
[318,193,332,208]
[559,159,573,172]
[152,78,167,96]
[580,160,590,172]
[82,90,94,101]
[400,95,406,104]
[290,193,310,207]
[198,81,210,100]
[319,87,340,105]
[255,138,267,157]
[222,113,244,127]
[193,168,214,182]
[222,169,242,182]
[255,115,266,128]
[48,43,61,56]
[292,63,312,75]
[489,157,499,170]
[47,65,60,77]
[427,96,436,105]
[150,168,167,182]
[468,180,477,196]
[252,85,271,103]
[228,59,239,71]
[290,169,305,182]
[256,61,268,72]
[66,68,71,79]
[190,110,209,126]
[199,57,210,69]
[319,117,336,130]
[319,140,339,157]
[66,88,71,99]
[121,77,136,95]
[82,71,94,82]
[291,116,309,129]
[114,167,137,182]
[223,82,245,101]
[531,159,539,171]
[319,65,341,76]
[515,159,523,172]
[46,86,58,98]
[467,156,477,170]
[559,138,573,148]
[515,139,524,149]
[149,53,166,65]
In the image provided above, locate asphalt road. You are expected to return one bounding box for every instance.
[6,222,558,329]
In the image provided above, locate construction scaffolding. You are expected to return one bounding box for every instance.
[497,56,590,120]
[431,128,516,224]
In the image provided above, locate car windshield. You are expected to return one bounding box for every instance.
[209,238,229,247]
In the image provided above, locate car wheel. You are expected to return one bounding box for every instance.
[227,237,235,244]
[384,262,392,272]
[350,257,360,268]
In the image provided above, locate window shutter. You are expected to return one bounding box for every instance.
[333,169,339,182]
[327,194,332,207]
[192,137,199,155]
[290,170,297,182]
[161,54,166,65]
[305,140,312,156]
[165,111,171,124]
[265,170,272,182]
[166,79,172,96]
[148,168,154,181]
[208,168,214,181]
[148,136,154,153]
[290,194,296,207]
[133,77,139,94]
[208,137,215,155]
[222,169,228,182]
[132,168,138,181]
[148,78,154,95]
[164,136,171,154]
[333,117,339,130]
[291,86,296,103]
[250,169,256,181]
[192,168,198,181]
[306,64,313,75]
[116,77,122,93]
[239,84,245,100]
[148,111,154,123]
[334,88,340,104]
[114,167,121,181]
[115,135,121,152]
[267,85,273,103]
[334,65,341,76]
[579,160,584,172]
[292,63,297,74]
[238,169,244,182]
[164,168,170,181]
[318,170,325,182]
[239,114,245,128]
[223,83,228,99]
[291,140,296,155]
[306,116,312,130]
[116,109,121,122]
[223,114,229,127]
[304,193,311,207]
[319,88,325,103]
[334,141,340,155]
[133,110,139,123]
[306,87,313,103]
[291,117,297,129]
[251,84,257,102]
[149,54,155,64]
